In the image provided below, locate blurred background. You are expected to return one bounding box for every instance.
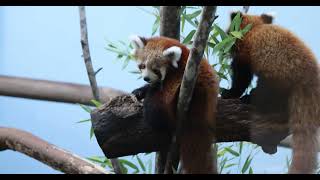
[0,6,319,174]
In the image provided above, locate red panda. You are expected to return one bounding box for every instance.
[222,12,320,174]
[130,35,219,174]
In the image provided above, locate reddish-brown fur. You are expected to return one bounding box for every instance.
[223,12,320,174]
[133,37,219,174]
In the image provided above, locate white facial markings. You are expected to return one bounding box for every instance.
[141,66,158,82]
[163,46,182,68]
[160,67,167,81]
[129,35,145,49]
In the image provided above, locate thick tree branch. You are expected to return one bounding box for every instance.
[0,127,108,174]
[79,6,122,174]
[160,6,181,40]
[158,6,181,174]
[0,75,125,106]
[165,6,217,173]
[91,95,290,159]
[0,74,304,150]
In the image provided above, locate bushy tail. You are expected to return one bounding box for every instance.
[288,85,320,174]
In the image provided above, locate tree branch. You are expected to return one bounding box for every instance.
[0,127,109,174]
[0,74,305,150]
[158,5,181,174]
[165,6,217,173]
[79,6,122,174]
[160,6,181,40]
[0,75,125,106]
[90,95,290,159]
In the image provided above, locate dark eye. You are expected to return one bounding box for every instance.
[138,64,146,70]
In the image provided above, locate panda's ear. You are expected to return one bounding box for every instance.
[163,46,182,68]
[231,11,242,20]
[261,13,275,24]
[129,35,147,49]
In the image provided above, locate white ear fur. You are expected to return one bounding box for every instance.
[129,35,145,49]
[163,46,182,68]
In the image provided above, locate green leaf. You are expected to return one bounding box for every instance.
[136,155,146,172]
[147,158,152,174]
[183,13,197,28]
[223,38,236,53]
[234,12,242,31]
[214,24,227,40]
[239,142,243,154]
[230,31,243,39]
[119,159,139,173]
[87,156,105,163]
[186,10,201,20]
[90,99,102,107]
[224,163,237,169]
[182,30,196,44]
[79,104,92,113]
[241,23,252,35]
[241,155,253,173]
[249,167,253,174]
[90,126,94,139]
[212,36,234,53]
[230,12,241,32]
[152,16,160,35]
[76,119,91,123]
[181,13,185,32]
[225,147,240,157]
[207,42,216,49]
[122,57,130,70]
[129,70,141,74]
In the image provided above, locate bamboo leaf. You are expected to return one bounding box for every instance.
[241,155,253,173]
[90,99,102,107]
[76,119,91,123]
[214,24,227,40]
[136,155,146,172]
[225,147,240,157]
[79,104,92,113]
[182,30,196,44]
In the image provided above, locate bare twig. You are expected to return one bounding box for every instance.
[164,6,218,174]
[157,6,181,174]
[0,127,109,174]
[78,6,122,174]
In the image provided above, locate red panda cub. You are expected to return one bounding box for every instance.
[130,35,219,174]
[222,12,320,174]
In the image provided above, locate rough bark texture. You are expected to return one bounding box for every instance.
[160,6,181,40]
[158,6,181,174]
[0,127,108,174]
[91,95,290,159]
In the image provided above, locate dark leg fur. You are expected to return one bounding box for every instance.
[131,84,150,101]
[221,60,253,99]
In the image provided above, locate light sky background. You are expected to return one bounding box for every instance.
[0,6,319,174]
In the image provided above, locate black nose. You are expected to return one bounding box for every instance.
[144,77,150,82]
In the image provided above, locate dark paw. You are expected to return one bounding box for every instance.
[132,88,145,101]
